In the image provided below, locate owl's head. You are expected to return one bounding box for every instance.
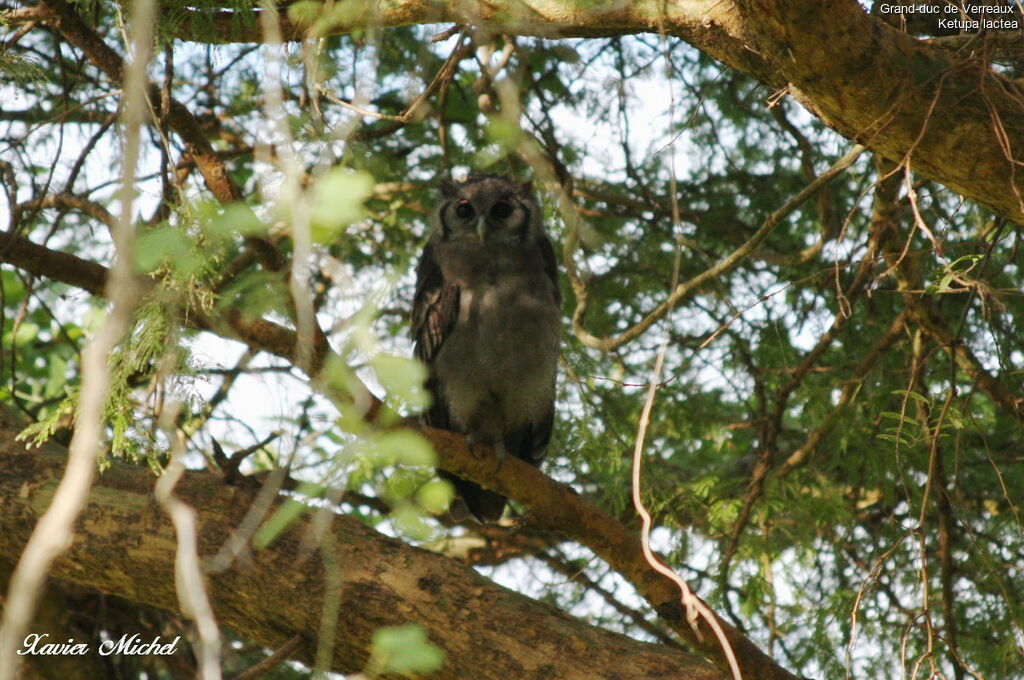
[431,174,544,245]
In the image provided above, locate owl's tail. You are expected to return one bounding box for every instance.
[438,470,506,523]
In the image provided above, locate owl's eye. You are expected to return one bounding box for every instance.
[455,201,475,219]
[490,200,513,219]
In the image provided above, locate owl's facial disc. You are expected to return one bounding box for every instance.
[476,199,516,240]
[446,186,525,244]
[490,200,513,219]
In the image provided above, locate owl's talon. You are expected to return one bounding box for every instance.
[466,434,482,459]
[494,443,507,472]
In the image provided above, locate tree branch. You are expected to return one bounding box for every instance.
[0,405,725,680]
[46,0,1022,224]
[0,232,381,419]
[33,0,284,272]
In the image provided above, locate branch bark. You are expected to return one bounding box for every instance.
[0,406,724,680]
[733,0,1024,224]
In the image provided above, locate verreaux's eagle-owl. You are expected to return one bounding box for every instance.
[411,175,561,522]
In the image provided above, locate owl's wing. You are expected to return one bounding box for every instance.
[412,243,459,363]
[538,235,562,307]
[411,242,459,429]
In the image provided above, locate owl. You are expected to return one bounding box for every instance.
[412,175,562,522]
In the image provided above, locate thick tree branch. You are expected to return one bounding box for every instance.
[734,0,1024,224]
[0,232,108,296]
[0,406,724,680]
[33,0,1017,224]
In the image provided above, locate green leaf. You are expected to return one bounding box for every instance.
[287,0,321,26]
[135,226,192,273]
[390,502,433,541]
[43,355,68,398]
[415,479,453,512]
[6,321,39,347]
[376,430,434,467]
[486,116,522,147]
[308,168,375,243]
[207,202,265,240]
[1,270,26,304]
[891,390,931,405]
[371,353,428,407]
[368,623,444,676]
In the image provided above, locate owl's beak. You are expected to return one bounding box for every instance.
[476,216,487,241]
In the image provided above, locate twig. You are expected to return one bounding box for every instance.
[13,193,117,232]
[320,30,468,126]
[229,634,304,680]
[155,405,224,680]
[628,28,742,680]
[431,24,462,42]
[571,144,867,352]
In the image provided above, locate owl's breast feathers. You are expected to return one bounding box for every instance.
[413,236,560,435]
